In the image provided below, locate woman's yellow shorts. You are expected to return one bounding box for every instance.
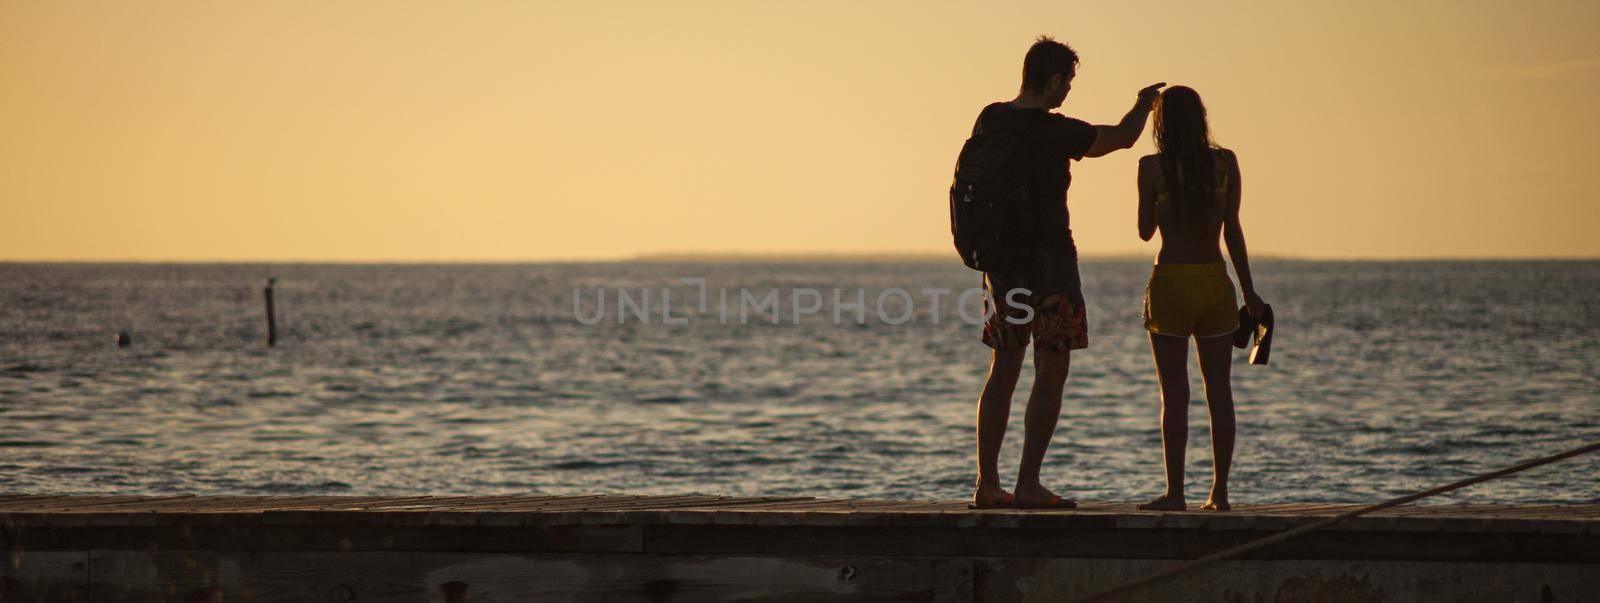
[1143,263,1240,338]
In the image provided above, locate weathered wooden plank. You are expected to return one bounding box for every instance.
[168,496,268,511]
[44,495,201,512]
[670,497,821,509]
[529,498,819,527]
[16,521,262,551]
[0,550,90,600]
[647,502,918,527]
[0,489,86,505]
[1535,520,1588,535]
[1200,513,1260,531]
[1540,505,1600,518]
[297,492,460,508]
[124,495,330,513]
[87,549,251,601]
[0,495,123,511]
[445,496,653,514]
[0,494,59,504]
[242,497,407,512]
[1561,505,1600,518]
[674,524,1237,559]
[1230,503,1321,514]
[0,495,129,511]
[1398,504,1541,518]
[629,496,817,510]
[301,495,454,511]
[411,495,580,511]
[83,551,973,602]
[4,522,642,555]
[534,495,727,511]
[645,523,1600,563]
[674,498,858,512]
[101,495,328,513]
[197,497,424,518]
[351,496,492,511]
[425,495,602,511]
[901,501,971,513]
[974,557,1600,601]
[747,500,911,513]
[1386,504,1505,518]
[1066,501,1127,511]
[255,524,645,554]
[1248,503,1362,516]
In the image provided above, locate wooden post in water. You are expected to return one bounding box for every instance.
[264,277,278,347]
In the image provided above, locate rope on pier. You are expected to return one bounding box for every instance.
[1073,439,1600,603]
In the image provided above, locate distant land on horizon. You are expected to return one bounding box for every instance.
[624,251,1599,263]
[633,251,1149,263]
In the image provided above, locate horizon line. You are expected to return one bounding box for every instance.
[4,251,1600,264]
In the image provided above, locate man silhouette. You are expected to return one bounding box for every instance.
[969,36,1163,509]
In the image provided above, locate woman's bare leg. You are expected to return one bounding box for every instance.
[1138,332,1190,511]
[1195,334,1236,510]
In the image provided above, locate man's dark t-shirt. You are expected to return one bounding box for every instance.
[973,102,1099,258]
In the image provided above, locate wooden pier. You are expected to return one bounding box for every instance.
[1,494,1595,601]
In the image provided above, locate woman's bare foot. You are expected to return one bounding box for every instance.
[1012,482,1073,508]
[1201,492,1230,511]
[971,483,1014,509]
[1137,494,1188,511]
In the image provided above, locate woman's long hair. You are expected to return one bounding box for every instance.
[1152,86,1219,231]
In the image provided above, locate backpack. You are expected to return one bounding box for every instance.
[949,110,1034,272]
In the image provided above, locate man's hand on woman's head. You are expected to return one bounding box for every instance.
[1138,83,1167,106]
[1086,83,1169,157]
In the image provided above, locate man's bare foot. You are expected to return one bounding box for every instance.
[1201,493,1230,511]
[970,484,1014,509]
[1137,494,1187,511]
[1013,483,1075,509]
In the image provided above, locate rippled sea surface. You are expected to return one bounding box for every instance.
[1,260,1596,504]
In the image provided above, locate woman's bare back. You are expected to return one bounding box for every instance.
[1139,148,1238,264]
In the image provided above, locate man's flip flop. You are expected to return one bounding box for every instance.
[967,492,1015,510]
[1013,495,1077,510]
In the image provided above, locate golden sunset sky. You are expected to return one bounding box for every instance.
[3,1,1596,261]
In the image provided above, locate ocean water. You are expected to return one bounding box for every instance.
[0,260,1596,504]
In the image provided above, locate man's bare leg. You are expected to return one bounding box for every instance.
[1138,333,1191,511]
[1014,346,1070,506]
[974,347,1025,506]
[1195,334,1236,511]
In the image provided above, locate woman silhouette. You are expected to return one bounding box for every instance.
[1134,86,1266,512]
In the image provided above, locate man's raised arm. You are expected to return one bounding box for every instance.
[1084,82,1165,158]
